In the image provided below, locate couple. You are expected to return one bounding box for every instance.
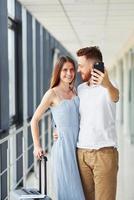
[30,46,119,200]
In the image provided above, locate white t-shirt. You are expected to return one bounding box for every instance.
[77,82,118,149]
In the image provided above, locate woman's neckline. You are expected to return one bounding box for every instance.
[50,95,78,109]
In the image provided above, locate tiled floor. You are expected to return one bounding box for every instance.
[27,125,134,200]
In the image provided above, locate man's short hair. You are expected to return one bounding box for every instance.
[76,46,103,62]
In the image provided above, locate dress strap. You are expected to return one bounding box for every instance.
[52,88,62,101]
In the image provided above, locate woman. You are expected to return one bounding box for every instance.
[30,56,85,200]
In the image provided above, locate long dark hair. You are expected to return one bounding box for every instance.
[50,56,76,89]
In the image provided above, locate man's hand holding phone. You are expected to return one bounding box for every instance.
[90,62,110,88]
[91,68,105,86]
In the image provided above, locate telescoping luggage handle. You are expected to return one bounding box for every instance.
[39,156,48,195]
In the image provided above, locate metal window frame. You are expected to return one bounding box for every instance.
[0,0,9,132]
[15,0,23,127]
[35,20,41,106]
[22,7,28,187]
[27,11,34,120]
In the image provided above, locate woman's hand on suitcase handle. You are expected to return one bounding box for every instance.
[33,145,46,160]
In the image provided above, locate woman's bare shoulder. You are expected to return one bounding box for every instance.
[43,88,56,100]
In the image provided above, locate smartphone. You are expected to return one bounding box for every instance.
[93,62,104,73]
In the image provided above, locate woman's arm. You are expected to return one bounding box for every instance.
[30,89,54,159]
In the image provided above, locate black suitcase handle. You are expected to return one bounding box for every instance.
[39,156,48,195]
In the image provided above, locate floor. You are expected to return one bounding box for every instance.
[116,124,134,200]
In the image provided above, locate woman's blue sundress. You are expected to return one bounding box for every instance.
[50,96,85,200]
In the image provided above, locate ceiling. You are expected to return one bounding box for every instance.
[18,0,134,65]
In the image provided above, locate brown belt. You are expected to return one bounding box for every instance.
[77,146,116,152]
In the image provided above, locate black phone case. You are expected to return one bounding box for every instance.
[94,62,104,73]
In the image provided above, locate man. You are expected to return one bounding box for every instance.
[76,46,119,200]
[54,46,119,200]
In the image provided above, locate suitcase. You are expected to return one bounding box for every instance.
[10,156,52,200]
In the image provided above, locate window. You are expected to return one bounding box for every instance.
[8,2,15,122]
[8,20,16,122]
[8,3,23,126]
[8,0,15,19]
[129,49,134,144]
[53,48,60,68]
[8,0,16,125]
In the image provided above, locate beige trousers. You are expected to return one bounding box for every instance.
[77,147,119,200]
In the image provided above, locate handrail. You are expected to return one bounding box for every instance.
[0,109,53,200]
[0,110,50,145]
